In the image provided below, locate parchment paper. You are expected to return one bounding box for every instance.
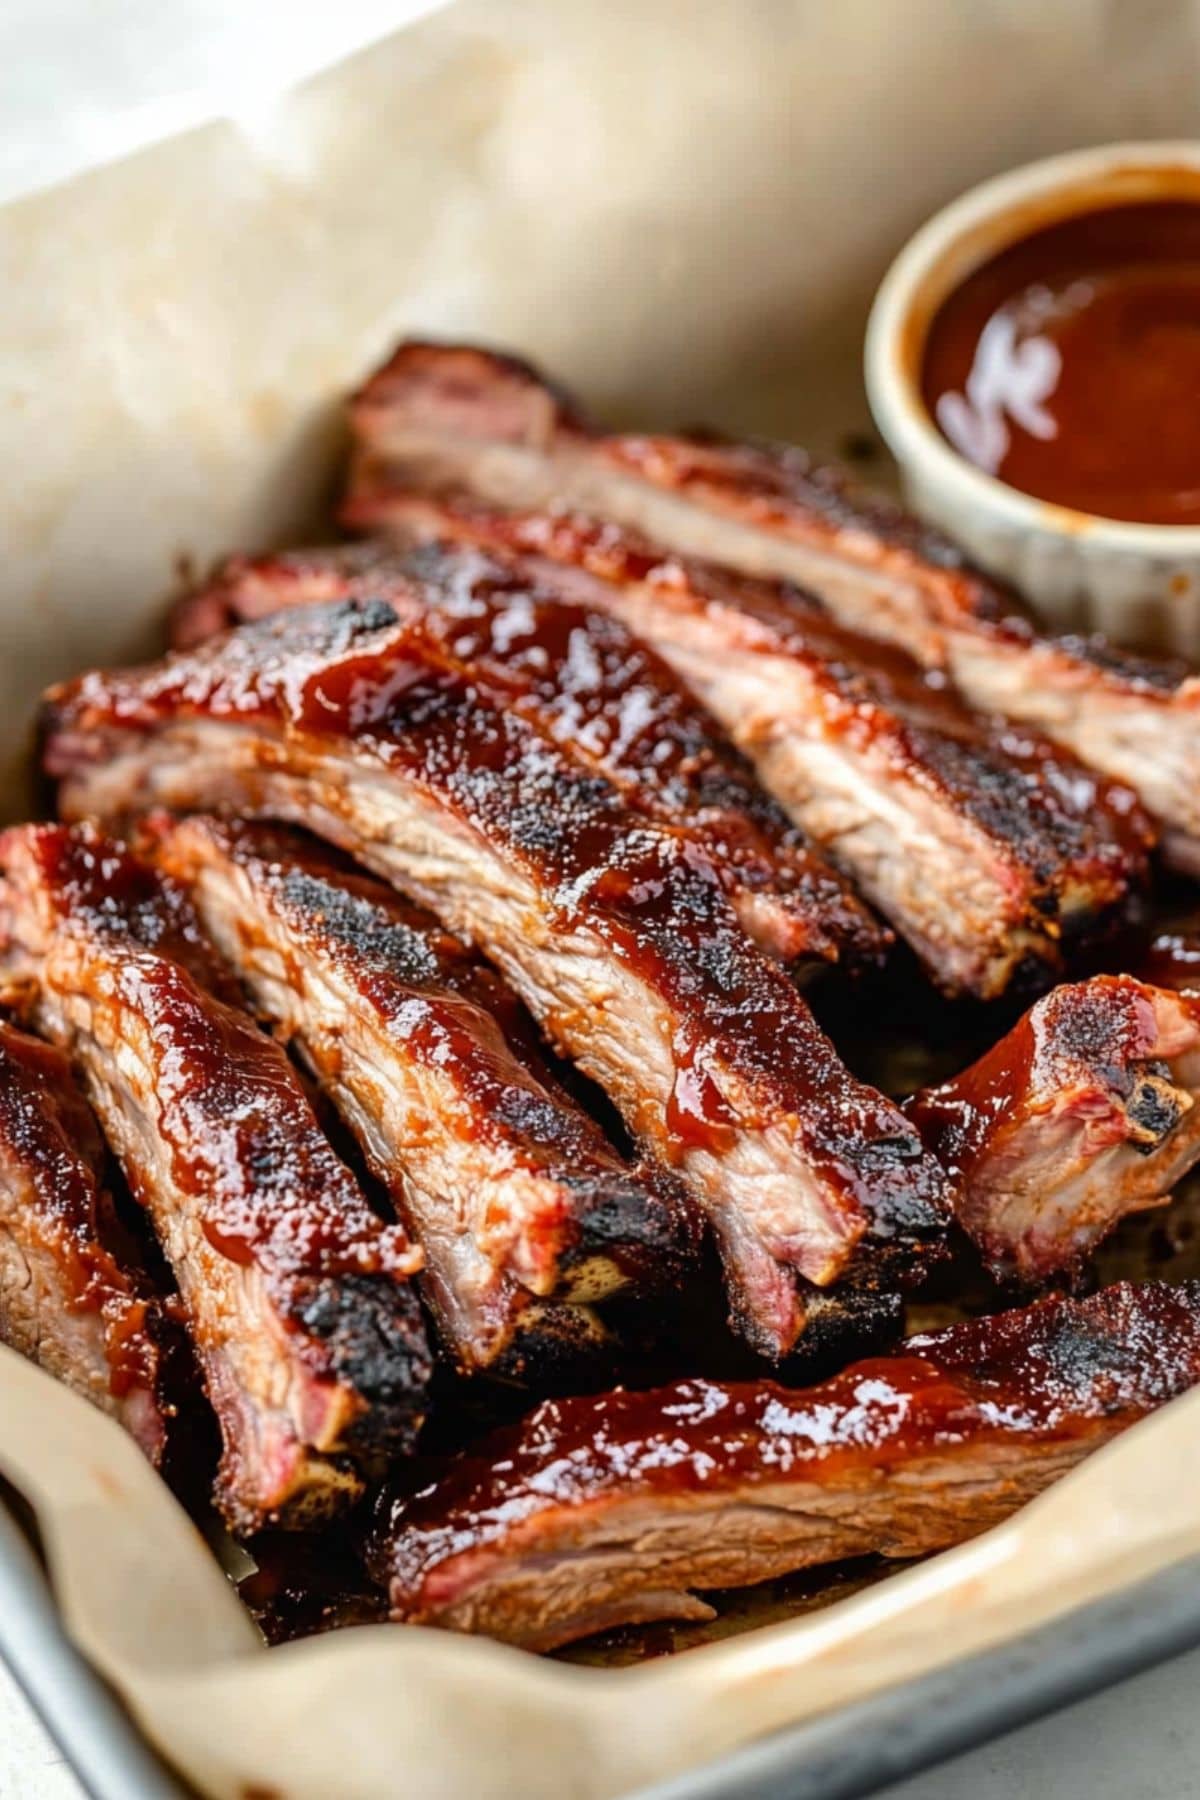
[4,0,1199,811]
[4,2,1200,1794]
[6,1344,1200,1800]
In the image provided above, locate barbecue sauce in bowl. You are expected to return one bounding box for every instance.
[921,201,1200,525]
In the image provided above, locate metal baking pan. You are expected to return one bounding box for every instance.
[6,1490,1200,1800]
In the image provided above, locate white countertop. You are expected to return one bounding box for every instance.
[7,1641,1200,1799]
[0,1663,82,1799]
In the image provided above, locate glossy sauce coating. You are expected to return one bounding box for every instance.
[347,338,1200,696]
[904,970,1200,1282]
[153,816,694,1306]
[42,597,957,1353]
[905,974,1172,1188]
[345,339,1200,889]
[357,491,1154,890]
[382,1281,1200,1601]
[922,202,1200,524]
[0,824,434,1510]
[0,825,424,1291]
[0,1020,158,1398]
[44,602,952,1253]
[405,533,1140,905]
[174,542,888,974]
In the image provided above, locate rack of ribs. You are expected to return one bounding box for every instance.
[345,491,1150,998]
[0,823,432,1532]
[345,338,1200,871]
[374,1280,1200,1651]
[147,814,696,1380]
[0,1018,166,1459]
[41,600,952,1362]
[170,543,888,979]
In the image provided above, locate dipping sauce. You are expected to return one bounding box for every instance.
[921,201,1200,524]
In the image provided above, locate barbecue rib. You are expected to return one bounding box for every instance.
[375,1280,1200,1650]
[0,1018,165,1458]
[346,338,1200,869]
[907,975,1200,1281]
[351,490,1150,998]
[43,601,952,1360]
[0,824,432,1531]
[149,814,694,1377]
[170,544,888,977]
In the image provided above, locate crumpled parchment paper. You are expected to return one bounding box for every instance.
[5,1344,1200,1799]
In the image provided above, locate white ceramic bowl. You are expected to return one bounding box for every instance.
[865,142,1200,657]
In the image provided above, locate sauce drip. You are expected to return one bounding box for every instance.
[921,201,1200,524]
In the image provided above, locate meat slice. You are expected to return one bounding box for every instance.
[346,339,1200,869]
[42,601,952,1361]
[171,545,887,977]
[907,975,1200,1281]
[0,1018,165,1459]
[0,823,432,1532]
[374,1280,1200,1650]
[148,814,693,1378]
[354,490,1150,999]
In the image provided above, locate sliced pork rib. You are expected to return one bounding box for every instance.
[346,337,1200,868]
[0,1019,165,1459]
[171,544,888,977]
[907,975,1200,1281]
[0,823,432,1531]
[353,490,1149,999]
[148,814,694,1378]
[42,601,952,1360]
[375,1280,1200,1650]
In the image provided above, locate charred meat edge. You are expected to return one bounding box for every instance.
[374,1280,1200,1651]
[348,487,1150,999]
[345,337,1197,865]
[42,601,951,1362]
[150,814,691,1378]
[171,543,889,977]
[0,823,431,1532]
[907,974,1200,1281]
[0,1017,165,1459]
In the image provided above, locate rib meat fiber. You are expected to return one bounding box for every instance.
[345,337,1199,868]
[907,974,1200,1280]
[0,1018,165,1459]
[42,602,952,1360]
[0,823,432,1531]
[171,542,888,978]
[149,814,695,1379]
[345,491,1150,1000]
[375,1280,1200,1650]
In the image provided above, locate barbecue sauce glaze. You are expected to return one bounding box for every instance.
[3,825,422,1286]
[381,1282,1200,1610]
[922,201,1200,524]
[53,601,949,1249]
[0,1022,157,1398]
